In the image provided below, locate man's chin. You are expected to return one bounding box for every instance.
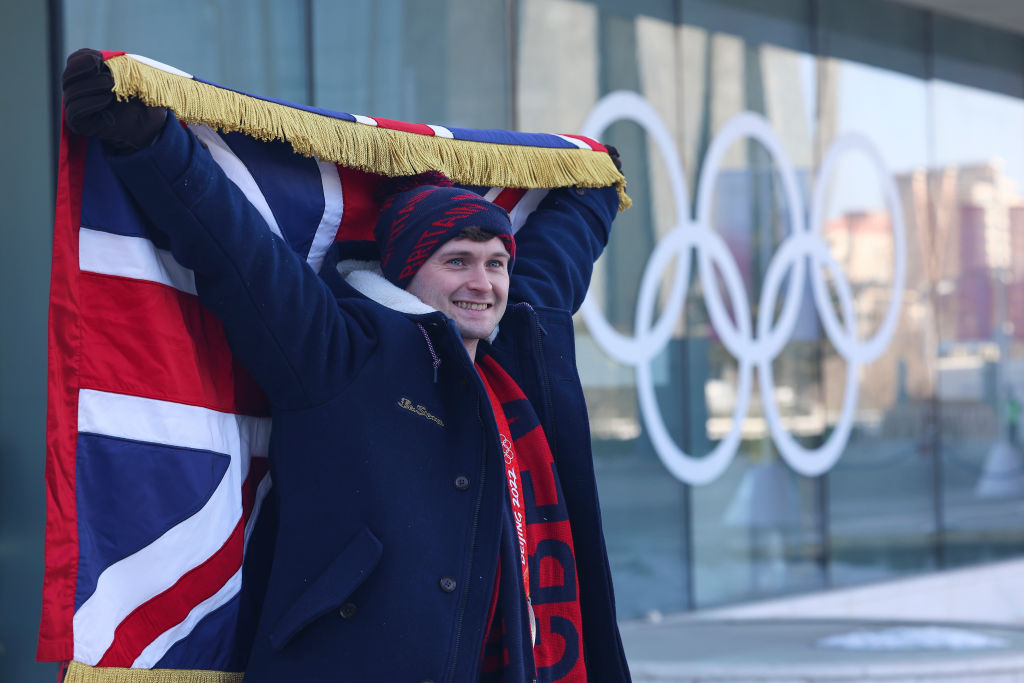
[455,322,497,344]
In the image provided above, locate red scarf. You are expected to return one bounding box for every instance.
[477,356,587,683]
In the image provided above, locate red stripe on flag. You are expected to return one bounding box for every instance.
[97,517,246,667]
[38,126,88,662]
[100,50,127,60]
[335,166,385,244]
[560,134,605,152]
[78,272,269,416]
[368,117,437,136]
[489,188,528,213]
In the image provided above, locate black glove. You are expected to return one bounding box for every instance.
[606,145,622,172]
[62,48,167,153]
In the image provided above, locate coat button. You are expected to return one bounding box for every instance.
[454,475,470,490]
[439,576,457,593]
[574,186,587,195]
[338,602,358,619]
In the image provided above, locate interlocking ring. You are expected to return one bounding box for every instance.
[581,91,906,485]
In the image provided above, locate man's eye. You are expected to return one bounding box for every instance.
[488,260,506,269]
[447,258,464,266]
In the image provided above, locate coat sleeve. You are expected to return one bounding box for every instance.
[104,113,375,410]
[507,185,619,313]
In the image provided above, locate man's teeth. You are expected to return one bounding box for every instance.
[456,302,488,311]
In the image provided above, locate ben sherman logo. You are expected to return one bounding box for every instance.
[581,92,906,486]
[397,397,444,427]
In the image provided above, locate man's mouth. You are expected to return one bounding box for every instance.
[455,301,490,311]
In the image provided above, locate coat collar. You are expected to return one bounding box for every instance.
[336,259,435,315]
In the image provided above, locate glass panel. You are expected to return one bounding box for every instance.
[64,0,308,102]
[680,0,826,608]
[312,0,512,127]
[64,1,512,127]
[520,0,693,618]
[817,0,941,587]
[931,16,1024,568]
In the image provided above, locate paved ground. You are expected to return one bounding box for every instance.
[620,618,1024,682]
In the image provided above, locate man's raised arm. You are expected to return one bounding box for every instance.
[507,147,622,312]
[61,49,372,410]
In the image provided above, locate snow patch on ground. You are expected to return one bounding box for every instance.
[816,626,1010,651]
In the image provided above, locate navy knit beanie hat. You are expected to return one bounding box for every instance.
[374,171,515,289]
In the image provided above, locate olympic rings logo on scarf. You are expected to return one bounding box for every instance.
[580,92,906,485]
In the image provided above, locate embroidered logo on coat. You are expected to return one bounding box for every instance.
[397,397,445,427]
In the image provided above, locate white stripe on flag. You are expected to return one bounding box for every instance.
[508,189,550,235]
[427,125,454,138]
[555,134,593,150]
[189,125,284,239]
[73,390,270,666]
[306,161,343,273]
[125,54,193,79]
[245,470,273,553]
[79,228,197,295]
[131,468,270,668]
[353,115,377,126]
[77,389,270,457]
[131,569,243,669]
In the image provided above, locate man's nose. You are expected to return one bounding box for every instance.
[466,264,492,290]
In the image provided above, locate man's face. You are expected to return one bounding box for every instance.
[407,236,510,358]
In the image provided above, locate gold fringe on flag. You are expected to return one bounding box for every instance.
[106,55,630,211]
[64,661,242,683]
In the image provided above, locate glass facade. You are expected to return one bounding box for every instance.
[6,0,1024,679]
[50,0,1024,619]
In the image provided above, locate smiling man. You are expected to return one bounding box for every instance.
[62,47,630,683]
[373,177,515,360]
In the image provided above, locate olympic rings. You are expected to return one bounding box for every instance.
[580,91,906,484]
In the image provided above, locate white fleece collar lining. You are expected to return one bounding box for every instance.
[337,259,435,315]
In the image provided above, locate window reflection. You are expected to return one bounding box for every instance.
[681,0,825,608]
[65,0,310,102]
[816,27,939,581]
[932,17,1024,566]
[523,0,694,619]
[576,0,1024,614]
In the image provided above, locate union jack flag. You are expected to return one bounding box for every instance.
[39,53,610,673]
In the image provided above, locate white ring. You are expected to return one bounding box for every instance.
[579,91,692,365]
[809,133,907,364]
[581,93,905,484]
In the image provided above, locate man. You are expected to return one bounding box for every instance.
[62,49,629,682]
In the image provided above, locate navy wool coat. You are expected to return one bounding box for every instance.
[106,113,630,683]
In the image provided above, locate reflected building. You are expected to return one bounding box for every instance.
[901,162,1023,345]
